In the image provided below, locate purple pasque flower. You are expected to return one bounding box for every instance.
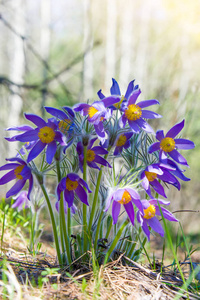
[57,173,91,208]
[113,131,133,155]
[141,163,182,198]
[160,158,190,182]
[14,114,65,164]
[0,157,33,199]
[119,88,161,134]
[73,96,120,142]
[12,191,30,211]
[137,199,178,241]
[104,188,143,226]
[148,120,195,166]
[77,138,111,171]
[97,78,139,110]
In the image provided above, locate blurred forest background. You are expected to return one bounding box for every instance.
[0,0,199,234]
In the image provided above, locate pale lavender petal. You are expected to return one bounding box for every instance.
[149,199,170,206]
[137,99,159,108]
[174,139,195,150]
[104,194,113,211]
[46,141,57,164]
[147,217,164,237]
[124,202,135,225]
[112,200,121,224]
[148,142,160,153]
[128,89,141,105]
[168,149,188,166]
[166,120,184,138]
[24,113,46,128]
[75,184,89,205]
[126,188,140,200]
[141,172,150,190]
[6,180,26,198]
[27,140,46,163]
[136,119,154,134]
[147,165,163,175]
[142,110,162,119]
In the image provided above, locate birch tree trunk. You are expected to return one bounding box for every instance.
[7,0,26,158]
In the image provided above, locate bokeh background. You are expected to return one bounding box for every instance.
[0,0,199,233]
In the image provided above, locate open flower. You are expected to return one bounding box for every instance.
[77,138,111,171]
[141,163,182,198]
[148,120,195,166]
[57,173,91,208]
[137,199,178,241]
[104,188,143,225]
[97,78,139,110]
[113,131,133,155]
[0,157,33,199]
[12,191,30,211]
[119,88,161,134]
[14,114,64,164]
[73,96,120,142]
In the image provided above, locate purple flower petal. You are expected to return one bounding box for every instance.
[155,206,179,222]
[6,179,26,198]
[15,129,39,142]
[142,110,162,119]
[97,89,105,99]
[62,106,75,118]
[112,200,121,224]
[87,161,100,170]
[137,99,159,108]
[150,179,167,198]
[0,170,16,184]
[94,155,111,168]
[92,146,108,155]
[45,107,68,120]
[78,177,92,193]
[104,193,113,211]
[124,201,135,225]
[27,176,33,199]
[128,120,141,133]
[148,142,160,153]
[27,140,46,163]
[149,199,170,206]
[64,189,74,207]
[174,138,195,150]
[168,149,188,166]
[0,163,19,171]
[46,141,57,164]
[75,184,89,206]
[125,80,135,100]
[166,120,184,138]
[136,119,154,134]
[128,89,141,105]
[24,113,46,128]
[110,78,121,95]
[147,217,164,237]
[156,130,164,141]
[6,125,34,131]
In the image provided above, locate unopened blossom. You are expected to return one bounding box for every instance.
[113,131,133,155]
[57,173,91,208]
[0,157,33,199]
[141,163,182,198]
[77,138,111,171]
[12,191,30,211]
[137,199,178,241]
[104,188,143,226]
[148,120,195,166]
[119,88,161,134]
[14,114,65,164]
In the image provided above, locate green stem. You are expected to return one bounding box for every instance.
[40,183,62,266]
[82,145,88,252]
[94,210,104,251]
[60,193,72,264]
[104,219,129,265]
[67,207,71,238]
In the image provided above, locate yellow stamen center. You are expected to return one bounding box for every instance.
[59,119,72,134]
[38,126,55,144]
[66,177,78,191]
[14,165,25,180]
[160,137,175,152]
[113,95,125,109]
[143,204,156,219]
[118,190,132,205]
[145,171,157,182]
[88,107,98,119]
[125,104,142,121]
[87,149,96,162]
[116,134,127,147]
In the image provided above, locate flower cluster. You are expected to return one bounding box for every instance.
[0,78,195,248]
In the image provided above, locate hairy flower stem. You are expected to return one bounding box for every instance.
[60,193,72,265]
[83,145,88,253]
[94,210,104,251]
[104,219,129,265]
[40,183,62,266]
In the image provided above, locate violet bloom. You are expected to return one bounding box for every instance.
[119,88,161,134]
[77,138,111,171]
[141,163,182,198]
[14,114,64,164]
[12,191,30,211]
[148,120,195,166]
[104,188,143,226]
[57,173,91,208]
[98,78,138,110]
[113,132,133,155]
[137,199,178,241]
[0,157,33,199]
[73,96,120,142]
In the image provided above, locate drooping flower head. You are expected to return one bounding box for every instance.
[12,191,30,211]
[0,157,33,199]
[14,114,65,164]
[57,173,91,208]
[77,138,111,171]
[148,120,195,166]
[141,163,182,198]
[119,88,162,134]
[73,96,120,142]
[113,131,133,155]
[137,199,178,241]
[97,78,138,110]
[104,188,143,226]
